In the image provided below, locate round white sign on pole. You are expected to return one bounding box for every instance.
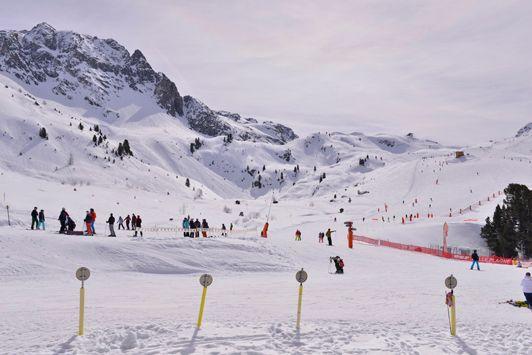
[445,275,457,289]
[199,274,213,287]
[295,269,308,283]
[76,267,91,281]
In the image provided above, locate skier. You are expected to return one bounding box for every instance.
[521,272,532,309]
[89,208,97,234]
[58,208,69,233]
[330,256,344,274]
[230,223,234,231]
[201,219,209,237]
[295,229,302,241]
[318,232,324,243]
[117,216,125,230]
[106,213,116,237]
[134,215,143,237]
[31,207,38,230]
[470,250,480,270]
[125,215,131,230]
[38,209,45,230]
[326,228,335,246]
[84,211,93,236]
[182,217,190,237]
[221,223,227,237]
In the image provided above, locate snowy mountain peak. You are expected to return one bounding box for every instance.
[0,23,299,144]
[0,23,182,116]
[516,122,532,137]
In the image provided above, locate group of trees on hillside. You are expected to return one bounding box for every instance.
[481,184,532,258]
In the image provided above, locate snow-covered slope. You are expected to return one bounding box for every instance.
[1,23,532,355]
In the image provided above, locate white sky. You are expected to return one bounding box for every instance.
[2,0,532,144]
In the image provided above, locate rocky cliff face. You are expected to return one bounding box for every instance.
[0,23,297,144]
[0,23,183,116]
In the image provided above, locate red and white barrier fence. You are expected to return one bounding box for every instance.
[352,234,514,265]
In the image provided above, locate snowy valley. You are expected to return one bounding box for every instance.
[1,23,531,354]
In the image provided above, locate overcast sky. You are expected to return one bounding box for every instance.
[2,0,532,144]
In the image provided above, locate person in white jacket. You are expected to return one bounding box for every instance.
[521,272,532,309]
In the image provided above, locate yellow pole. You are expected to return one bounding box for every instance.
[450,294,456,336]
[78,286,85,336]
[296,283,303,329]
[197,286,208,328]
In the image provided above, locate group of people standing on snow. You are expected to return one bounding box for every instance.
[32,207,143,237]
[294,228,335,246]
[181,216,230,238]
[30,207,46,230]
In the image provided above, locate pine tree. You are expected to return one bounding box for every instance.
[92,135,97,144]
[117,143,124,156]
[185,178,190,187]
[123,139,132,155]
[78,123,84,130]
[38,127,48,139]
[98,136,103,145]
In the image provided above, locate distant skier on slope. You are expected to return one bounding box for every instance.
[182,217,190,237]
[330,256,344,274]
[90,208,97,234]
[84,211,93,236]
[521,272,532,309]
[318,232,324,243]
[38,209,45,230]
[470,250,480,271]
[117,216,125,230]
[295,229,302,241]
[31,207,38,230]
[125,214,131,230]
[326,228,335,246]
[106,213,116,237]
[134,215,143,237]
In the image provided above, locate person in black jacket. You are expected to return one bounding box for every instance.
[470,250,480,271]
[84,211,93,236]
[106,213,116,237]
[58,208,69,233]
[31,207,38,230]
[134,215,143,237]
[201,219,209,237]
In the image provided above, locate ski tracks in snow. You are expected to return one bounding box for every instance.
[45,320,531,355]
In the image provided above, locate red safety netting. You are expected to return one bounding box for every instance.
[352,235,513,265]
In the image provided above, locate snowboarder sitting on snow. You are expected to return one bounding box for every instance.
[521,272,532,309]
[295,229,302,241]
[470,250,480,271]
[31,207,38,230]
[330,256,344,274]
